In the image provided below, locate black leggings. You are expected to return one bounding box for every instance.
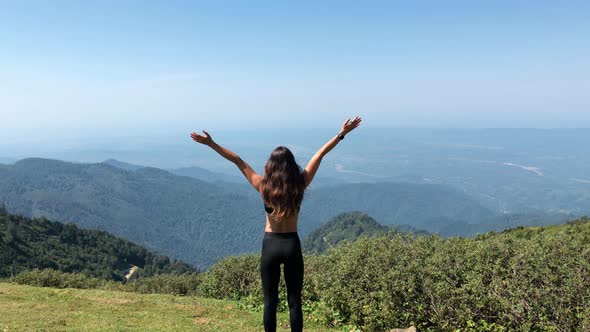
[260,232,304,332]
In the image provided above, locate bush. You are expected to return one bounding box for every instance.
[197,254,261,300]
[314,230,590,331]
[10,268,203,297]
[9,218,590,331]
[199,219,590,331]
[197,253,328,313]
[12,268,108,289]
[123,273,202,295]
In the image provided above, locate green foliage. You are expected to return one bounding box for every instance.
[122,273,202,296]
[201,218,590,331]
[0,158,265,269]
[196,253,330,314]
[0,202,7,216]
[197,254,262,300]
[318,218,590,331]
[7,218,590,331]
[12,268,109,289]
[302,211,388,254]
[10,268,204,298]
[0,211,195,279]
[302,211,429,254]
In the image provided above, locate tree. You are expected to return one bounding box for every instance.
[0,202,7,216]
[6,219,17,244]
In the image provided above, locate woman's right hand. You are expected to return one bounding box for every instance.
[340,116,362,135]
[190,130,214,146]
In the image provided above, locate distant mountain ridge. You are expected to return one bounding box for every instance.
[300,182,496,234]
[102,158,244,184]
[0,208,194,279]
[102,159,144,171]
[0,157,264,269]
[0,157,568,268]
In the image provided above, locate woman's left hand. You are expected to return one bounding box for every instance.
[190,130,214,146]
[340,116,362,135]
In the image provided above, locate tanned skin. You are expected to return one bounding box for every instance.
[190,116,362,232]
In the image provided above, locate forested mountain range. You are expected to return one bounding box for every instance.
[102,159,244,184]
[300,182,494,234]
[0,157,571,268]
[103,159,499,232]
[0,158,264,269]
[0,207,194,279]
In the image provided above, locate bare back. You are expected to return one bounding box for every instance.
[265,212,299,233]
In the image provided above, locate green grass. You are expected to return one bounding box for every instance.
[0,282,341,331]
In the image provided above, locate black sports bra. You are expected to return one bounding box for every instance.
[264,203,274,214]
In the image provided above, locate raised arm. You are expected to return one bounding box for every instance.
[303,116,362,187]
[190,130,262,191]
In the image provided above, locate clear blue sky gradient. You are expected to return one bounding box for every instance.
[1,1,589,143]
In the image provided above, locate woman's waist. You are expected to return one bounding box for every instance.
[264,231,299,239]
[265,216,298,233]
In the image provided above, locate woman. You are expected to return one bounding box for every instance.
[190,116,362,332]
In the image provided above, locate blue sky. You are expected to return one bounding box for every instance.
[1,0,589,145]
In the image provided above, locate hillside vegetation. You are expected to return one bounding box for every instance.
[0,158,264,268]
[302,211,428,254]
[303,211,388,253]
[195,217,590,331]
[0,208,194,280]
[6,215,589,331]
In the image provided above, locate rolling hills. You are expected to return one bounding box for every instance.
[0,157,560,268]
[0,158,264,269]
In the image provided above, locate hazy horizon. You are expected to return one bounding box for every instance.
[1,1,589,146]
[3,127,590,160]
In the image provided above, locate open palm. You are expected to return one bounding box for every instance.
[341,116,362,135]
[190,130,213,146]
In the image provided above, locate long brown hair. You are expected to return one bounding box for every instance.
[260,146,306,220]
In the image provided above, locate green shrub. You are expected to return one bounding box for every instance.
[10,268,203,297]
[197,254,261,300]
[198,253,330,313]
[315,229,590,331]
[200,219,590,331]
[9,218,590,331]
[12,268,107,289]
[123,273,202,295]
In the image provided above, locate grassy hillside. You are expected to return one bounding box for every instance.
[0,209,194,279]
[0,282,340,331]
[4,218,589,331]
